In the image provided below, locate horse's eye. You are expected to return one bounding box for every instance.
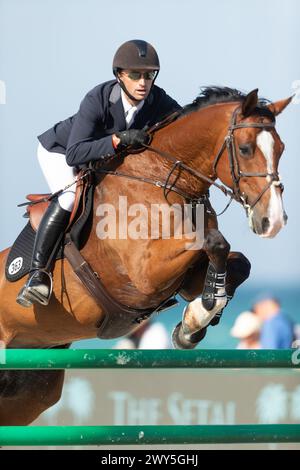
[239,144,253,158]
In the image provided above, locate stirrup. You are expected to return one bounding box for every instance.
[16,270,53,307]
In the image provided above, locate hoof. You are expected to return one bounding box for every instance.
[172,322,207,350]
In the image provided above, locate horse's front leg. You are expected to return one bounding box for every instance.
[209,250,251,326]
[173,246,251,349]
[173,228,230,348]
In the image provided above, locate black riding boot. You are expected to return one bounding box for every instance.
[16,200,70,307]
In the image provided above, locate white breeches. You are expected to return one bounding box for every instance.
[37,143,77,212]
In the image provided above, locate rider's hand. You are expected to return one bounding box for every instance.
[114,129,150,150]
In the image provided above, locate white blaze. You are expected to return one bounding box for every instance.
[256,130,285,237]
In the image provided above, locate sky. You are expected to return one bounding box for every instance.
[0,0,299,284]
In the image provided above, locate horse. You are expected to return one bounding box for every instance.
[0,86,292,425]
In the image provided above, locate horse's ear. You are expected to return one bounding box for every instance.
[241,89,259,117]
[267,96,293,116]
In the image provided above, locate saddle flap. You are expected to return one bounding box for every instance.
[26,173,86,232]
[6,174,94,283]
[27,201,50,231]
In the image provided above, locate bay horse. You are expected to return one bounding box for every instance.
[0,87,292,425]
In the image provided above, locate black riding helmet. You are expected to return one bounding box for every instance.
[113,39,160,101]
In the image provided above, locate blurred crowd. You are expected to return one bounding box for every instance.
[115,293,298,350]
[230,294,298,350]
[114,318,171,349]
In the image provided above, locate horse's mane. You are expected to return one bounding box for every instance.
[180,86,275,120]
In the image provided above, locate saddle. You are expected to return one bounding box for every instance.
[6,170,178,339]
[26,170,88,232]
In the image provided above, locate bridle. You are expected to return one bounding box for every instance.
[210,105,283,213]
[89,104,284,216]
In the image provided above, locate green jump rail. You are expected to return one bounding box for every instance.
[1,349,299,446]
[1,425,300,445]
[0,348,300,369]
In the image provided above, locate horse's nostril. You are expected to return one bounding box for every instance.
[283,212,288,224]
[261,217,270,233]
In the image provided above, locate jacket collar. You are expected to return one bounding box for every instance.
[109,82,155,130]
[109,83,126,130]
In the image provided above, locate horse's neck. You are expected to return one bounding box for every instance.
[156,102,235,177]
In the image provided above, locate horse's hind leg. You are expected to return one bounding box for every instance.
[0,369,65,425]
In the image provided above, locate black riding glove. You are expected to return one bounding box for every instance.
[115,129,150,150]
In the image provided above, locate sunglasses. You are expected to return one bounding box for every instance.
[123,70,157,81]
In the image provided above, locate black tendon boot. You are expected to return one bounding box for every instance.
[16,200,70,307]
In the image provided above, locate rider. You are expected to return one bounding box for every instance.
[17,39,181,308]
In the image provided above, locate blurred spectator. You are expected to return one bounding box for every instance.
[230,311,261,349]
[252,294,294,349]
[114,319,171,349]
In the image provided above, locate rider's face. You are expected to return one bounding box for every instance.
[118,69,155,104]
